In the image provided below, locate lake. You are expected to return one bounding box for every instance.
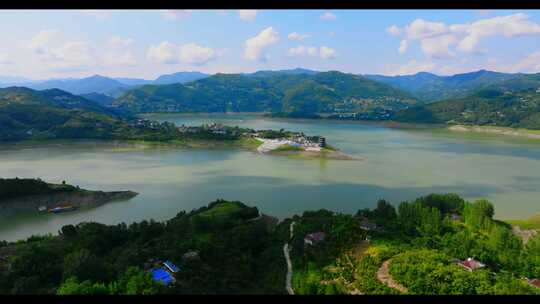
[1,113,540,241]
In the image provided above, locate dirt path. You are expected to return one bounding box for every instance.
[284,221,295,295]
[512,225,538,245]
[376,259,408,294]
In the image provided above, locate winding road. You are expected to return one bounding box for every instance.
[284,221,295,295]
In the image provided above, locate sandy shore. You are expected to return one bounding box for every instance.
[448,125,540,139]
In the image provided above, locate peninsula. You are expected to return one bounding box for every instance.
[0,178,138,217]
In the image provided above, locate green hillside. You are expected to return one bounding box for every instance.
[366,70,540,102]
[113,71,417,115]
[393,88,540,129]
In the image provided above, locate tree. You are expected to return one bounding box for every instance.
[57,277,108,295]
[373,199,397,222]
[116,267,162,295]
[62,248,108,282]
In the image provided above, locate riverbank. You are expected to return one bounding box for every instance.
[0,189,138,218]
[447,125,540,140]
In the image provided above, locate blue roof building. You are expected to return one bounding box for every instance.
[151,268,174,285]
[163,260,180,273]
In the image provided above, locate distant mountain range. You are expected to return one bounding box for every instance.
[113,71,417,114]
[2,68,540,129]
[364,70,540,102]
[0,72,212,97]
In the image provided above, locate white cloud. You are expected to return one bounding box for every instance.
[29,30,58,54]
[320,46,337,59]
[287,45,337,59]
[178,43,217,65]
[46,41,94,70]
[320,12,337,20]
[147,42,217,66]
[163,10,193,20]
[386,25,401,36]
[288,32,310,41]
[389,13,540,58]
[79,10,111,20]
[509,50,540,73]
[107,36,134,49]
[244,27,279,61]
[238,10,257,21]
[147,41,179,64]
[101,36,137,67]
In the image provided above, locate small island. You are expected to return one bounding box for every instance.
[0,178,138,217]
[131,119,359,160]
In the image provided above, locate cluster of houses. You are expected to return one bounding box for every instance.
[133,119,176,131]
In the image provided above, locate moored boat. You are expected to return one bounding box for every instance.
[48,205,78,214]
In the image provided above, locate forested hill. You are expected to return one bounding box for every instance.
[0,193,538,295]
[112,71,418,115]
[365,70,540,102]
[0,87,182,141]
[392,88,540,129]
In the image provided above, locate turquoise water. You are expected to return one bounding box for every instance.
[1,113,540,241]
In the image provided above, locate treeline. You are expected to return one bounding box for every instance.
[0,178,77,201]
[290,193,540,295]
[0,199,285,295]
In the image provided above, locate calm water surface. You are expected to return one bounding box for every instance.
[1,113,540,241]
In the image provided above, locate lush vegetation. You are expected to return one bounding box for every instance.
[113,71,417,116]
[1,193,539,295]
[366,70,540,102]
[0,199,285,294]
[0,178,78,201]
[393,88,540,129]
[289,193,540,295]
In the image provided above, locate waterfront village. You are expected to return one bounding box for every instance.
[132,118,328,153]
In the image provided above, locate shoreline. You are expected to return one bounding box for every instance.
[0,190,138,218]
[447,125,540,140]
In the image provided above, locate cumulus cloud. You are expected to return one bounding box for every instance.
[147,42,178,64]
[320,12,337,20]
[388,13,540,58]
[163,10,193,20]
[386,25,401,36]
[238,10,257,21]
[101,36,137,67]
[178,43,217,65]
[29,29,58,54]
[288,32,310,41]
[287,45,337,59]
[244,27,279,61]
[147,42,217,65]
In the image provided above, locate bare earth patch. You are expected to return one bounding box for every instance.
[376,259,408,294]
[512,225,538,245]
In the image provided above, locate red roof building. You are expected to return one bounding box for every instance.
[528,279,540,289]
[458,258,486,271]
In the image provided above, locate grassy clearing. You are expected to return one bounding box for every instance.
[272,144,304,152]
[198,202,242,218]
[505,213,540,230]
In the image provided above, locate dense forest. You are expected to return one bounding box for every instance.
[290,194,540,295]
[0,193,538,295]
[113,71,417,115]
[0,178,77,201]
[393,88,540,129]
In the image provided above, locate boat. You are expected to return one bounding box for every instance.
[48,205,78,214]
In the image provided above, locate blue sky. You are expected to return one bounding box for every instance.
[1,9,540,80]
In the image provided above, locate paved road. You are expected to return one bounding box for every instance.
[284,221,296,295]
